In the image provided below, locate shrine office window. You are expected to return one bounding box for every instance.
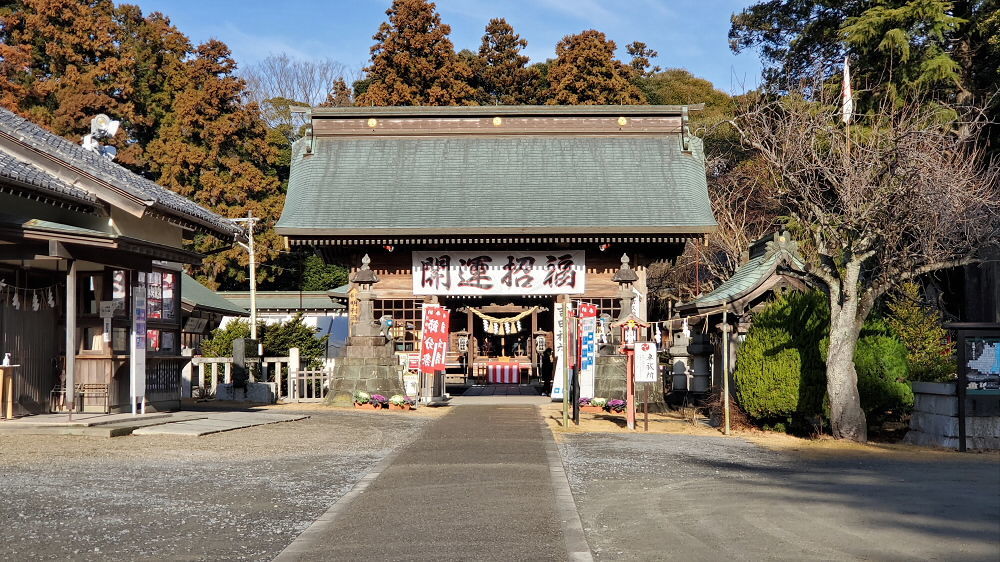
[144,268,180,355]
[577,297,622,319]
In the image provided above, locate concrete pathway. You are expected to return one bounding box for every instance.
[275,405,592,561]
[0,410,306,437]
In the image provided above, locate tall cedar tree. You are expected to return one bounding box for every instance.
[546,30,646,105]
[476,18,538,105]
[356,0,475,106]
[318,78,354,107]
[143,40,283,289]
[0,1,284,290]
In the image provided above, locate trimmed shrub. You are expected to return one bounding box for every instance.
[733,291,828,427]
[734,291,913,432]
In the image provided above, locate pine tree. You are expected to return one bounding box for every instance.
[626,41,660,77]
[476,18,538,105]
[546,30,646,105]
[356,0,475,106]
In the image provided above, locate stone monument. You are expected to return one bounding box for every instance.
[326,254,405,406]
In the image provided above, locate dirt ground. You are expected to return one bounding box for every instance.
[0,406,435,561]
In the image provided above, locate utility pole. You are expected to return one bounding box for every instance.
[232,212,259,346]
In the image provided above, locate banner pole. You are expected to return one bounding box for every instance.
[562,298,569,429]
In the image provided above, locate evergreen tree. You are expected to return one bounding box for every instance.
[546,30,646,105]
[143,39,284,289]
[730,1,998,110]
[626,41,660,77]
[476,18,538,105]
[886,282,956,382]
[356,0,475,106]
[318,78,353,107]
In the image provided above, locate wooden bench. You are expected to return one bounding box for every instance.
[76,383,110,414]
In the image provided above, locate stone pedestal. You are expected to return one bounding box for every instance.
[325,335,404,407]
[593,353,668,413]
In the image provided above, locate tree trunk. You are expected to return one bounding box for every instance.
[826,298,868,442]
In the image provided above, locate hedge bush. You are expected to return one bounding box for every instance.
[734,291,912,431]
[733,291,828,427]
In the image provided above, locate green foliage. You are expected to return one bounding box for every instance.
[301,254,349,291]
[473,18,539,105]
[736,291,914,430]
[886,282,956,382]
[260,313,327,366]
[200,314,327,367]
[200,319,251,358]
[852,332,914,424]
[733,290,829,425]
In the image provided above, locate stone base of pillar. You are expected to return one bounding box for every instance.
[325,336,405,406]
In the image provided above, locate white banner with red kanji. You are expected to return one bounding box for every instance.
[419,305,450,374]
[413,251,585,296]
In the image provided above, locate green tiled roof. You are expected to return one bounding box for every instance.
[678,240,806,311]
[181,274,248,316]
[277,133,715,235]
[218,291,345,312]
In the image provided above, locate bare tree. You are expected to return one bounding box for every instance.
[241,54,350,132]
[731,94,1000,441]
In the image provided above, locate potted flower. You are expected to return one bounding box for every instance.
[590,397,608,412]
[389,394,417,411]
[353,391,377,409]
[579,397,605,414]
[606,399,626,414]
[370,393,389,409]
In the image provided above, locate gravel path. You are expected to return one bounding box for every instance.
[559,432,1000,561]
[0,408,433,561]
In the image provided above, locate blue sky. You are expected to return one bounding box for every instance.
[130,0,763,94]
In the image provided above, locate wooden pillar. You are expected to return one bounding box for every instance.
[64,260,77,415]
[530,309,538,366]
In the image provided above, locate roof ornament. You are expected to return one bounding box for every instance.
[763,231,801,262]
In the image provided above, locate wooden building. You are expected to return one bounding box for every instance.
[0,108,239,415]
[276,105,716,388]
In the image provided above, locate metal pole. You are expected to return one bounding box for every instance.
[562,299,569,429]
[723,310,731,436]
[65,260,77,421]
[248,213,258,343]
[626,347,635,430]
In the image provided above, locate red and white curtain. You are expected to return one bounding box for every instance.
[487,363,521,384]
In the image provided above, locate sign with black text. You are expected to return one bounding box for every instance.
[413,251,585,296]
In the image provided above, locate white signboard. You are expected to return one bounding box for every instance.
[413,251,585,296]
[550,302,568,400]
[130,284,147,402]
[634,342,658,383]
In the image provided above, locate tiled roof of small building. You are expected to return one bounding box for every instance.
[181,274,248,316]
[0,151,98,208]
[0,108,239,238]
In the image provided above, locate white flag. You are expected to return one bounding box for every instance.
[841,56,853,124]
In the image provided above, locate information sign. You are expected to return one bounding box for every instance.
[634,342,658,383]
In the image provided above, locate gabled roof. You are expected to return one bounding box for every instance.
[0,108,239,238]
[678,232,806,313]
[181,273,248,316]
[277,105,716,242]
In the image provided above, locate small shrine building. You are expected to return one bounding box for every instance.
[276,105,716,390]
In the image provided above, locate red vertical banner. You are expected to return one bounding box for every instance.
[420,305,450,375]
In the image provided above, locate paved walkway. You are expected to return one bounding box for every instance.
[275,405,591,561]
[0,409,306,436]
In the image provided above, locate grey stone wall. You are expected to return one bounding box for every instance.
[904,382,1000,450]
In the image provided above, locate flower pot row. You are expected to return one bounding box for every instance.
[578,398,627,415]
[353,392,417,411]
